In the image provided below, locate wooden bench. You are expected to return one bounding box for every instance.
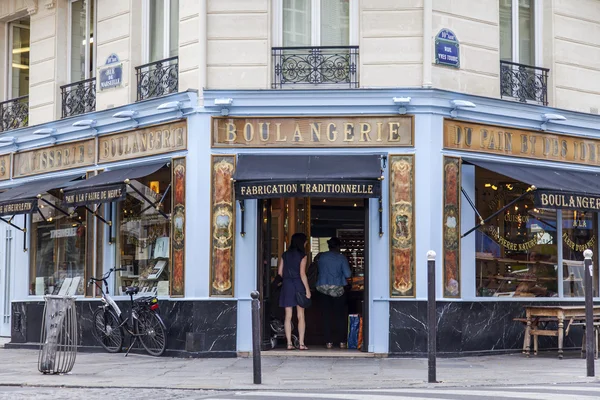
[565,318,600,359]
[513,317,557,354]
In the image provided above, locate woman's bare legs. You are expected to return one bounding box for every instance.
[296,306,307,348]
[284,307,293,347]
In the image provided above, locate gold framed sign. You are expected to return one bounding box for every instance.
[445,119,600,166]
[98,120,187,164]
[13,139,95,178]
[212,116,414,148]
[0,154,10,181]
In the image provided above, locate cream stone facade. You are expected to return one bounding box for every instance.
[0,0,599,128]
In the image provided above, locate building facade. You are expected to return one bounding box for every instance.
[1,0,600,356]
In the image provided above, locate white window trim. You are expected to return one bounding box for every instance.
[5,20,30,100]
[272,0,358,47]
[142,0,177,64]
[509,0,542,66]
[67,0,97,83]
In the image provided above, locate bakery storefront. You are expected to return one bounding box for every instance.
[8,119,188,348]
[430,119,600,354]
[209,115,417,353]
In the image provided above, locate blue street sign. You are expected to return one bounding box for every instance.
[99,64,122,90]
[105,53,120,65]
[435,29,460,68]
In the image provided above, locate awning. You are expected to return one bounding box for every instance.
[63,162,166,207]
[0,176,79,217]
[464,157,600,212]
[233,154,383,200]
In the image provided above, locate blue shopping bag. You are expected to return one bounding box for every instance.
[347,314,360,349]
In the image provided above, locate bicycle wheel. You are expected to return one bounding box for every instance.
[135,310,167,356]
[92,308,123,353]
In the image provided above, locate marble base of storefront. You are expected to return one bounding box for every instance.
[389,301,586,357]
[8,300,237,358]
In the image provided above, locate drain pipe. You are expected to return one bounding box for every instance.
[423,0,433,88]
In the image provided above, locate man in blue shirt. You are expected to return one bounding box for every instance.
[316,237,352,349]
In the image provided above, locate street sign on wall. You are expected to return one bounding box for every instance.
[435,29,460,68]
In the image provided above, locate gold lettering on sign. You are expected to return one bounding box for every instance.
[99,121,187,164]
[444,119,600,167]
[212,116,413,148]
[239,183,375,197]
[13,140,95,178]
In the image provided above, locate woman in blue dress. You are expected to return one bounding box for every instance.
[278,232,311,350]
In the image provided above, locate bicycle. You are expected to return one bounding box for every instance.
[89,268,167,356]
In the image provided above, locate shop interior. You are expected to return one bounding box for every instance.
[474,167,598,298]
[259,197,367,351]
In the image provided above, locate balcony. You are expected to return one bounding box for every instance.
[61,78,96,118]
[0,96,28,132]
[272,46,359,89]
[136,56,179,101]
[500,61,549,106]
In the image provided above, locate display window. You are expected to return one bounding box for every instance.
[114,165,172,296]
[562,210,598,297]
[29,194,87,296]
[475,169,559,298]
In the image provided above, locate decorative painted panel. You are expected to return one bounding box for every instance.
[443,156,461,298]
[171,157,186,297]
[210,155,235,297]
[389,155,415,297]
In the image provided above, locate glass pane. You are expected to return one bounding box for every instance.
[115,166,172,296]
[519,0,535,65]
[169,0,179,57]
[90,0,95,77]
[562,210,598,297]
[30,196,87,296]
[283,0,311,46]
[475,170,558,297]
[70,0,87,81]
[321,0,349,46]
[499,0,512,61]
[150,0,166,61]
[10,19,30,98]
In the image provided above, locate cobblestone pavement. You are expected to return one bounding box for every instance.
[0,387,219,400]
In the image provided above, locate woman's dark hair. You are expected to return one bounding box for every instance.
[289,232,307,254]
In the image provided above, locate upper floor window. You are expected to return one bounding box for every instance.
[8,18,30,98]
[69,0,96,82]
[500,0,538,66]
[146,0,179,62]
[278,0,354,47]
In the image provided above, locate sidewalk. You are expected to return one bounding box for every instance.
[0,348,599,390]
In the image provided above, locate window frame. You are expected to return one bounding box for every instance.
[272,0,359,47]
[503,0,542,66]
[5,19,30,100]
[67,0,97,83]
[142,0,179,63]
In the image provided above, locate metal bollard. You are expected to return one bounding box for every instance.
[427,250,437,384]
[250,291,262,384]
[583,249,594,377]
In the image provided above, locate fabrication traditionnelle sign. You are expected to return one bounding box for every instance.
[236,181,381,200]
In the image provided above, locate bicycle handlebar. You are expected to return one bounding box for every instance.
[88,267,125,283]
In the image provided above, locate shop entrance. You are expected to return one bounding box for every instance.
[257,197,369,353]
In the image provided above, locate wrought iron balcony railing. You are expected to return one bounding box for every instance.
[136,56,179,101]
[61,77,96,118]
[0,96,28,132]
[272,46,359,89]
[500,60,549,106]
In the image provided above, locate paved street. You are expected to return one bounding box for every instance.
[2,384,600,400]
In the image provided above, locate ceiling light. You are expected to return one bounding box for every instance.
[484,183,491,188]
[12,47,29,54]
[491,185,498,190]
[11,63,29,70]
[214,98,233,106]
[157,101,182,111]
[113,110,138,119]
[450,99,476,118]
[541,113,567,131]
[0,136,16,145]
[33,128,57,136]
[72,119,97,128]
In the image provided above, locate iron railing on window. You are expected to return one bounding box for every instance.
[272,46,359,89]
[61,78,96,118]
[136,56,179,101]
[500,60,549,106]
[0,95,28,132]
